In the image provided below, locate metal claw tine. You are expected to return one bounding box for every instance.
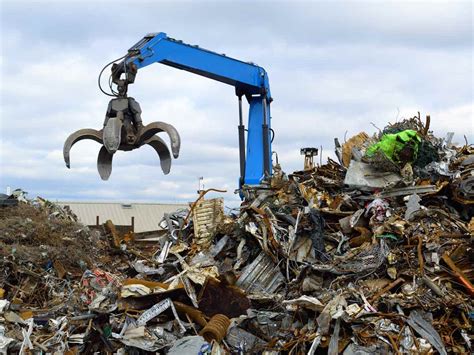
[63,129,103,168]
[144,135,172,174]
[103,112,124,154]
[97,146,113,180]
[138,122,181,158]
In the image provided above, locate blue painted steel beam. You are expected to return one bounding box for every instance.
[246,97,272,185]
[127,33,271,100]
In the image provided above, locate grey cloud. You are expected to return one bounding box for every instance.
[2,1,472,48]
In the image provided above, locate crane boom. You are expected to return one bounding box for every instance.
[64,32,273,190]
[126,32,271,100]
[116,32,273,186]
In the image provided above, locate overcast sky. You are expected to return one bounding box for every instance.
[0,0,472,207]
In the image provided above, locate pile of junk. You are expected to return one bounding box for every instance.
[1,113,472,354]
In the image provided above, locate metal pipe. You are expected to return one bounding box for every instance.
[262,96,270,176]
[238,96,246,186]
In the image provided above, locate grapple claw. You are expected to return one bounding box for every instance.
[97,146,113,180]
[63,129,103,168]
[64,97,180,180]
[138,122,181,158]
[144,135,172,174]
[103,111,123,154]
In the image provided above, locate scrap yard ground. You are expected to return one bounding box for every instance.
[0,115,473,353]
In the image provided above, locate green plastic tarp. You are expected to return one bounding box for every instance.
[366,129,421,163]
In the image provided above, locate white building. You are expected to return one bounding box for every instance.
[57,201,188,233]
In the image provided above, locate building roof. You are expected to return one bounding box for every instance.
[57,201,188,233]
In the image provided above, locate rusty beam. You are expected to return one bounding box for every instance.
[441,253,474,296]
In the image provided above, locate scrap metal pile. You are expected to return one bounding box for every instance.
[1,113,473,354]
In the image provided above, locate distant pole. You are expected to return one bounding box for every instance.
[96,216,100,226]
[131,216,135,232]
[197,176,204,194]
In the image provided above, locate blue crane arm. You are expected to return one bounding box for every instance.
[125,32,271,100]
[119,32,272,187]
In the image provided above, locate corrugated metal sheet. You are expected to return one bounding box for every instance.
[192,198,224,248]
[57,201,188,233]
[236,252,285,294]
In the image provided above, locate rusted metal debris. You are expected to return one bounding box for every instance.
[1,113,473,353]
[199,314,230,343]
[192,198,224,250]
